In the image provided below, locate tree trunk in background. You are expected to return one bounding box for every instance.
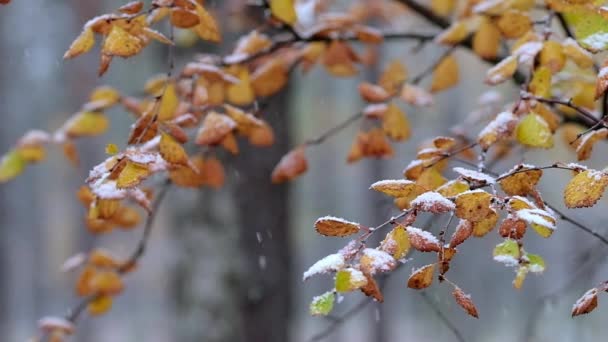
[233,89,292,342]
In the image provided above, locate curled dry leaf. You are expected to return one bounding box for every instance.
[453,286,479,318]
[314,216,360,237]
[572,288,598,317]
[407,226,441,252]
[576,128,608,161]
[449,220,473,248]
[360,274,384,302]
[271,146,308,184]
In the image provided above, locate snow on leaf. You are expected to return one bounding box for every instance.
[370,179,422,198]
[410,191,455,213]
[564,170,608,208]
[485,55,518,85]
[449,220,473,248]
[38,316,75,335]
[576,128,608,161]
[309,291,335,316]
[407,264,435,289]
[477,111,517,150]
[572,288,598,317]
[493,239,520,267]
[303,253,345,281]
[360,248,396,275]
[380,225,410,260]
[524,253,545,273]
[335,268,367,292]
[314,216,360,237]
[498,164,543,196]
[406,226,441,252]
[453,167,496,185]
[452,286,479,318]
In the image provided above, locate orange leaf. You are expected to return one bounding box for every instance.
[453,286,479,318]
[314,216,360,237]
[64,27,95,59]
[271,146,308,183]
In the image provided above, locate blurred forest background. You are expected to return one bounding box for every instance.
[1,0,608,341]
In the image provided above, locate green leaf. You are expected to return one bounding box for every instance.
[334,268,367,292]
[564,8,608,52]
[309,291,335,316]
[0,150,27,183]
[493,239,520,267]
[525,253,545,273]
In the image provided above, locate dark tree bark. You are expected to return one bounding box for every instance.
[233,89,292,342]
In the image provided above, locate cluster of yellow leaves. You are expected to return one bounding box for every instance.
[63,248,136,316]
[64,0,220,75]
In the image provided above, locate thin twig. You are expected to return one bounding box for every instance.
[419,292,467,342]
[305,113,364,146]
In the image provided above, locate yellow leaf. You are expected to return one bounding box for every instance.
[430,54,459,92]
[473,18,501,60]
[158,83,178,121]
[437,179,470,197]
[576,128,608,161]
[499,167,543,196]
[64,27,95,59]
[226,66,255,106]
[192,2,221,42]
[564,170,608,208]
[378,60,408,94]
[16,145,46,162]
[528,66,552,98]
[497,10,532,39]
[89,86,120,108]
[314,216,360,237]
[485,55,518,85]
[435,21,470,45]
[116,161,150,188]
[380,225,410,259]
[515,113,554,148]
[160,132,189,165]
[270,0,297,25]
[370,179,424,198]
[562,38,594,69]
[65,112,109,137]
[471,210,499,237]
[88,295,113,316]
[431,0,455,16]
[102,25,142,58]
[382,103,410,141]
[539,41,566,73]
[455,190,493,222]
[0,150,26,183]
[251,59,288,97]
[105,143,119,155]
[407,264,435,289]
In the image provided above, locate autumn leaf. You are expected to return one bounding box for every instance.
[0,150,26,183]
[564,169,608,208]
[314,216,360,237]
[382,103,410,141]
[116,161,150,188]
[407,264,435,289]
[159,132,189,165]
[88,295,113,316]
[485,55,518,85]
[515,113,553,148]
[271,146,308,184]
[499,166,542,196]
[455,190,493,222]
[430,54,459,92]
[64,27,95,59]
[192,2,221,42]
[572,288,599,317]
[407,226,441,252]
[380,225,410,259]
[195,112,237,146]
[65,112,109,138]
[270,0,297,25]
[102,25,143,58]
[452,286,479,318]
